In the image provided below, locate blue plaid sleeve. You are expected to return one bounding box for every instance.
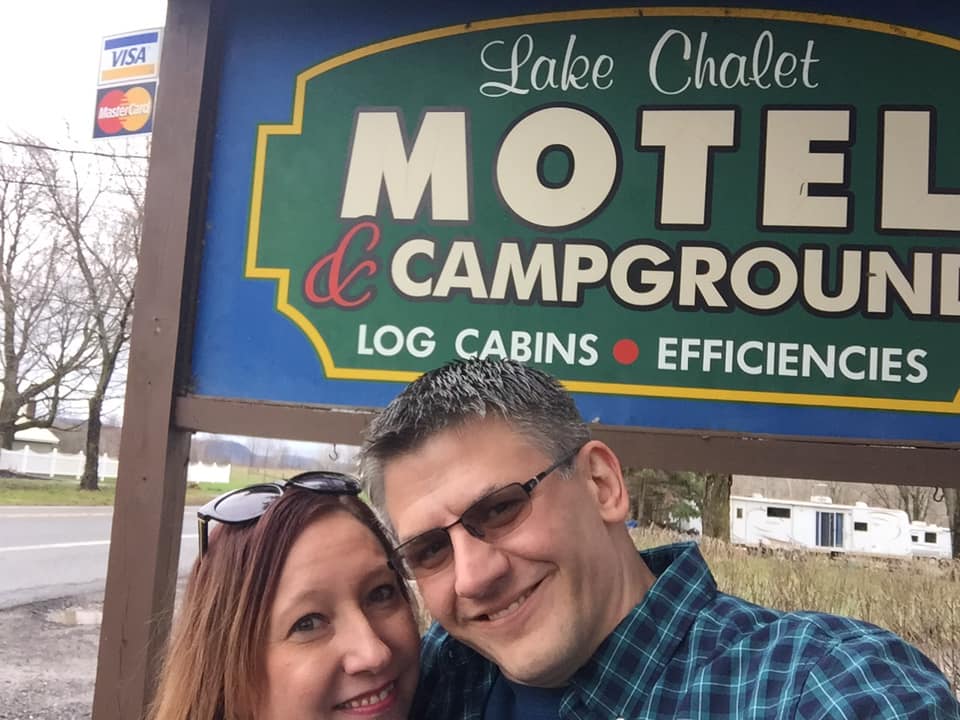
[795,627,960,719]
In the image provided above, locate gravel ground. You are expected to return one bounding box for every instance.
[0,578,188,720]
[0,592,102,720]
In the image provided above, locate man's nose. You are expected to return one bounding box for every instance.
[449,524,510,599]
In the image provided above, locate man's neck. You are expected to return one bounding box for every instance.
[609,532,659,628]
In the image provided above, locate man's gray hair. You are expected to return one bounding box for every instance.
[360,358,590,511]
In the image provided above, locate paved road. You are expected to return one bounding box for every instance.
[0,506,198,609]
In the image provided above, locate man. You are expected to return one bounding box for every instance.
[360,359,959,719]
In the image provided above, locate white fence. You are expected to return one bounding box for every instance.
[0,445,231,484]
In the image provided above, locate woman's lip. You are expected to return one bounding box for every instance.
[334,680,398,715]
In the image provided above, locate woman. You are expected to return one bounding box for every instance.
[149,471,420,720]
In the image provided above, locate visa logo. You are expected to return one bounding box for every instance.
[111,46,148,68]
[99,29,161,85]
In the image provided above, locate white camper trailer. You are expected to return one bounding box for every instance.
[730,494,914,558]
[907,521,954,559]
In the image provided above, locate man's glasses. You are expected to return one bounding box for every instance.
[392,445,583,580]
[196,471,361,558]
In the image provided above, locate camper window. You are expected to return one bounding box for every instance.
[816,511,844,548]
[767,507,790,518]
[854,521,868,532]
[736,508,743,519]
[924,532,937,543]
[911,535,918,542]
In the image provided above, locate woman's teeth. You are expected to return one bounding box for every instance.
[338,682,393,709]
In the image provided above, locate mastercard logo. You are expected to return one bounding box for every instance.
[95,84,154,135]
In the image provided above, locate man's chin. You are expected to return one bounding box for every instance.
[495,648,575,688]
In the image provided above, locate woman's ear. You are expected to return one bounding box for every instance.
[582,441,630,524]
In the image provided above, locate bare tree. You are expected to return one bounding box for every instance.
[945,487,960,559]
[0,146,94,448]
[26,138,142,490]
[622,468,729,539]
[701,472,731,539]
[623,467,708,530]
[247,437,285,480]
[871,483,934,522]
[623,467,656,524]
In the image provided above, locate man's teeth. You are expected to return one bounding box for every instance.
[487,589,532,621]
[340,682,393,709]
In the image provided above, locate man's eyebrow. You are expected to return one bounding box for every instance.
[469,481,512,504]
[397,481,511,542]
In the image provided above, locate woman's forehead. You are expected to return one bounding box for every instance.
[273,515,389,596]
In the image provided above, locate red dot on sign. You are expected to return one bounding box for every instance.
[613,339,639,365]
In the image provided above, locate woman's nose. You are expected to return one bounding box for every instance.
[341,613,393,675]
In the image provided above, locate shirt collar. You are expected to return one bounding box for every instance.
[565,542,717,718]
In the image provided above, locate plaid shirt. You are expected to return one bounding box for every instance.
[412,542,959,719]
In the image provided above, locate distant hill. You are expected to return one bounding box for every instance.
[192,439,348,470]
[190,438,253,465]
[51,422,254,466]
[49,420,358,474]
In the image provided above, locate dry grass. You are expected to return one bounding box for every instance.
[633,526,960,694]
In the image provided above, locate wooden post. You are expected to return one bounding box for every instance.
[91,0,217,718]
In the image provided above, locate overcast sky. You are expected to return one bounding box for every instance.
[0,1,163,424]
[0,1,341,454]
[0,0,167,145]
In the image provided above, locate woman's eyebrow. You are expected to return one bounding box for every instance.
[274,587,330,614]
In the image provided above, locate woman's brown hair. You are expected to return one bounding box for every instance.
[148,487,406,720]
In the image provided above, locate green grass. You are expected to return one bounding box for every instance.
[0,476,118,506]
[0,466,306,506]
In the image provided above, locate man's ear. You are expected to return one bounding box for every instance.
[582,441,630,524]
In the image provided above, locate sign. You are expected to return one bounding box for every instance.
[98,29,162,86]
[93,82,156,138]
[192,2,960,444]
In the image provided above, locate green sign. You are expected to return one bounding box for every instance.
[246,8,960,415]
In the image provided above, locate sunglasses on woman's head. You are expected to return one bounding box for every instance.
[196,471,361,558]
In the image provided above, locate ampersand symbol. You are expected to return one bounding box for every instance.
[303,221,380,308]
